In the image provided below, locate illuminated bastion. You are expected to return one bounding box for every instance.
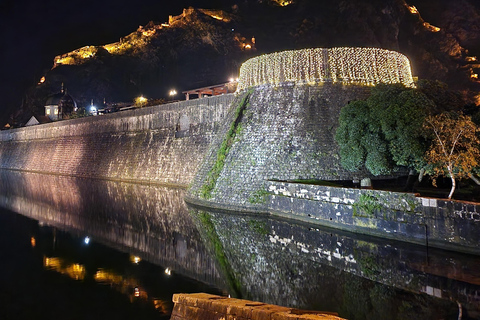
[236,47,415,91]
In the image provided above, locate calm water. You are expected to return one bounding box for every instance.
[0,170,479,319]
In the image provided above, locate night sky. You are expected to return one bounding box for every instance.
[0,0,231,125]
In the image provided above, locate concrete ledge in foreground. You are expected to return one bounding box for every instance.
[171,293,346,320]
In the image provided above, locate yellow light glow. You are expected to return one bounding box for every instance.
[466,56,477,62]
[471,73,478,79]
[38,76,45,84]
[44,257,86,280]
[273,0,294,6]
[245,44,252,49]
[408,6,419,14]
[130,255,142,264]
[31,237,36,247]
[236,47,416,92]
[423,22,440,32]
[94,269,123,283]
[142,29,156,37]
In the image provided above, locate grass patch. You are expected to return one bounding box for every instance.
[353,192,383,216]
[200,90,252,199]
[248,189,270,204]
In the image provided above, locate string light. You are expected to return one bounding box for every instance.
[236,47,416,92]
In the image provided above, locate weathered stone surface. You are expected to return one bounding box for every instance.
[0,95,234,187]
[266,181,480,255]
[171,293,345,320]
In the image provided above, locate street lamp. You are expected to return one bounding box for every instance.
[90,99,97,116]
[169,89,177,100]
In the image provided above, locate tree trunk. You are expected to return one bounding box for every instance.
[405,169,417,191]
[469,173,480,185]
[448,166,455,200]
[418,168,425,182]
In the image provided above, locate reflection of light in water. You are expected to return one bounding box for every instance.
[44,257,86,280]
[94,268,167,310]
[153,299,170,314]
[94,269,123,283]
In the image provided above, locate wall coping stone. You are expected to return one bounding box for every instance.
[171,293,346,320]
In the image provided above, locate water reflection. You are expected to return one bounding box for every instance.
[189,209,480,319]
[0,170,225,288]
[0,169,479,319]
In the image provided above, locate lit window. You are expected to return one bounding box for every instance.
[54,109,58,115]
[46,109,50,115]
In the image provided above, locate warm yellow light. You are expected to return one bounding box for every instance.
[165,267,171,275]
[169,89,177,96]
[423,22,440,32]
[273,0,294,6]
[44,257,85,280]
[31,237,36,247]
[130,255,142,264]
[94,269,123,283]
[408,6,419,14]
[236,47,416,92]
[245,44,252,49]
[38,76,45,84]
[471,73,478,79]
[466,56,477,62]
[134,287,140,297]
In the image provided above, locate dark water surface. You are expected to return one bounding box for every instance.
[0,170,479,319]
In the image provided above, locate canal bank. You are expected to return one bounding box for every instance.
[1,47,479,255]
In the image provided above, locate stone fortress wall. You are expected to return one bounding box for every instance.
[188,47,416,209]
[0,94,234,186]
[1,47,478,253]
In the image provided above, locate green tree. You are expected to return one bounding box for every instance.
[335,84,434,176]
[423,112,480,199]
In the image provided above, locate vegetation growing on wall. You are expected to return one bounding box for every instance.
[353,192,383,217]
[200,90,252,199]
[196,211,242,297]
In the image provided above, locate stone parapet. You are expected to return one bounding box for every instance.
[171,293,346,320]
[267,181,480,255]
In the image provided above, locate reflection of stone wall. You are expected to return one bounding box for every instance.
[0,170,226,288]
[0,95,234,186]
[192,209,478,318]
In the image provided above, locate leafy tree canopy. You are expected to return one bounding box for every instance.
[423,112,480,199]
[335,82,457,176]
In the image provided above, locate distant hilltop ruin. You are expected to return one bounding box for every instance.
[53,8,237,69]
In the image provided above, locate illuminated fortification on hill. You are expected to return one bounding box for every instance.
[53,8,235,68]
[236,47,416,91]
